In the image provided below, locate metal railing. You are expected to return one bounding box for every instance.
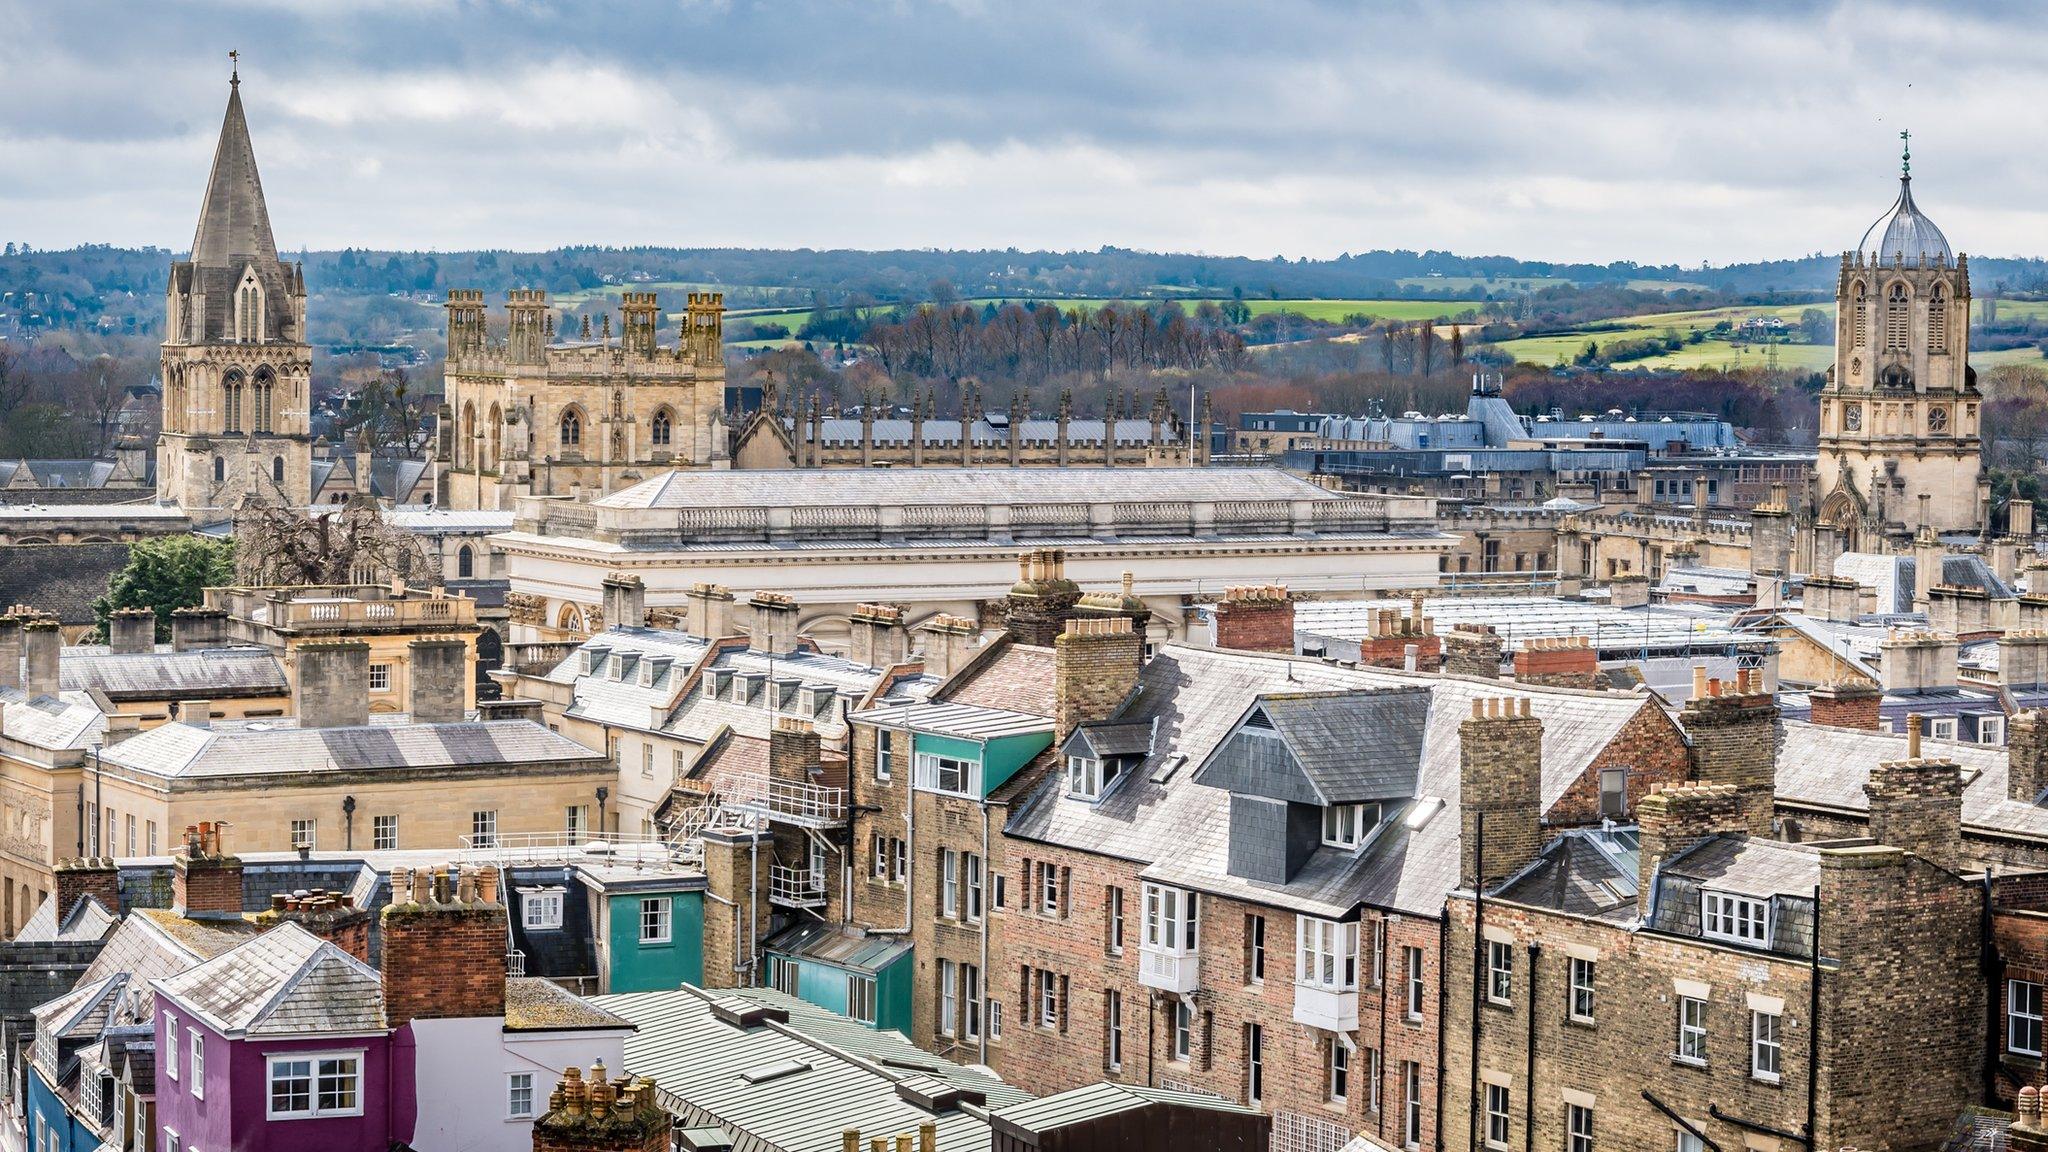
[459,829,688,868]
[768,864,827,908]
[506,950,527,977]
[723,774,848,826]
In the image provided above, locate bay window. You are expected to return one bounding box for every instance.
[1296,917,1359,991]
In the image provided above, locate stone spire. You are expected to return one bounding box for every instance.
[190,73,281,272]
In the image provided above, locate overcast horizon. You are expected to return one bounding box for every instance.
[6,0,2046,267]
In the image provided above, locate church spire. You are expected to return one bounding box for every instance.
[190,66,279,270]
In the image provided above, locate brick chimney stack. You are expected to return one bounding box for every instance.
[601,573,647,632]
[1458,696,1544,889]
[684,583,736,640]
[1636,783,1748,920]
[108,607,157,655]
[407,637,469,725]
[915,615,978,681]
[256,889,372,962]
[1055,617,1143,741]
[532,1064,672,1152]
[1864,715,1965,872]
[1808,680,1882,731]
[1004,548,1083,646]
[169,606,228,652]
[295,639,371,729]
[1442,625,1503,680]
[849,603,910,670]
[0,612,22,690]
[769,716,821,787]
[21,617,59,698]
[381,863,507,1028]
[1510,636,1598,689]
[1211,585,1295,653]
[747,592,800,655]
[2012,711,2048,804]
[1677,667,1780,837]
[1879,630,1958,694]
[172,822,244,920]
[53,857,120,917]
[1358,596,1441,671]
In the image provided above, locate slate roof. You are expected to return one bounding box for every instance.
[847,701,1053,741]
[599,984,1028,1152]
[1006,644,1652,918]
[1835,552,1916,615]
[1493,827,1640,923]
[1772,720,2048,840]
[505,866,598,984]
[1940,554,2015,599]
[598,467,1342,511]
[942,642,1057,717]
[1067,720,1155,760]
[13,895,117,944]
[59,648,288,701]
[0,542,132,626]
[1646,836,1819,959]
[1193,688,1430,805]
[98,717,606,781]
[74,910,265,1028]
[153,922,385,1037]
[503,977,633,1032]
[0,687,107,751]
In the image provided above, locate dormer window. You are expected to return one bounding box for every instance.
[1702,891,1770,947]
[520,888,564,930]
[1067,756,1123,801]
[1321,803,1378,850]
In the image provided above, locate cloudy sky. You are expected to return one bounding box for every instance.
[4,1,2043,265]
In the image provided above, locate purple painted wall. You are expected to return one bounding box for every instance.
[153,1002,394,1152]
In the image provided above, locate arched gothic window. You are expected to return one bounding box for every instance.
[457,544,475,579]
[235,272,264,343]
[1884,283,1910,352]
[651,408,673,447]
[461,402,477,466]
[213,456,225,483]
[252,369,275,434]
[272,456,284,484]
[1929,285,1949,354]
[560,408,583,448]
[1851,282,1868,348]
[222,372,245,434]
[487,404,502,469]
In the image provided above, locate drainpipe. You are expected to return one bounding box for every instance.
[1983,868,2001,1107]
[342,795,356,851]
[748,837,760,980]
[1466,811,1485,1152]
[1524,942,1540,1152]
[1378,915,1390,1144]
[1806,883,1820,1145]
[979,801,992,1066]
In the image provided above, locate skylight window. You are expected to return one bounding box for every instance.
[738,1058,812,1085]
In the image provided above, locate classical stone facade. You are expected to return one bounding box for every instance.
[156,73,313,511]
[1815,150,1984,545]
[437,289,728,510]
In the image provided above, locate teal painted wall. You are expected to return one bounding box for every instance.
[606,890,703,993]
[912,730,1053,798]
[983,730,1054,794]
[768,949,914,1036]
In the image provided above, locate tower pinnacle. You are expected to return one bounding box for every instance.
[229,49,239,87]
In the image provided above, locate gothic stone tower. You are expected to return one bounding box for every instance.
[436,290,727,510]
[157,71,313,511]
[1815,141,1982,549]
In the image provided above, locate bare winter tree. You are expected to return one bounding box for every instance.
[233,496,436,588]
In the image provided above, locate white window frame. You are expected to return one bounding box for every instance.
[1171,999,1192,1062]
[1371,919,1386,987]
[849,973,877,1025]
[1040,862,1062,916]
[1067,755,1105,800]
[870,834,888,881]
[289,819,315,851]
[1701,891,1770,947]
[1676,996,1708,1064]
[371,814,397,851]
[1982,716,2008,745]
[1403,1061,1423,1148]
[1107,887,1125,954]
[941,849,959,918]
[521,889,564,930]
[1038,969,1059,1032]
[566,805,589,839]
[1567,1103,1593,1152]
[1404,945,1426,1020]
[2012,979,2044,1056]
[1928,717,1958,740]
[165,1012,179,1080]
[1105,988,1123,1070]
[1141,883,1198,955]
[1568,956,1595,1023]
[1296,916,1359,992]
[188,1029,204,1099]
[1677,1130,1705,1152]
[876,728,895,781]
[965,852,983,923]
[913,751,981,797]
[1248,913,1266,983]
[1329,1040,1351,1106]
[471,810,497,848]
[368,664,391,693]
[507,1071,535,1120]
[939,960,958,1038]
[1369,1046,1382,1113]
[1488,939,1514,1005]
[1484,1081,1509,1149]
[265,1051,365,1120]
[638,896,671,944]
[1322,803,1368,849]
[1751,1010,1781,1082]
[962,964,982,1041]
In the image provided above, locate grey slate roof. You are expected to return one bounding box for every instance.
[153,922,385,1037]
[1191,688,1429,805]
[98,717,606,781]
[1834,552,1916,615]
[789,416,1178,448]
[1493,827,1640,923]
[0,687,106,751]
[60,648,288,701]
[0,542,132,626]
[598,466,1343,511]
[13,895,117,945]
[599,984,1028,1152]
[1005,644,1651,918]
[1771,720,2048,841]
[1646,836,1819,960]
[1067,719,1155,760]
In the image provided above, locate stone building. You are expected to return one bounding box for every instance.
[155,71,313,512]
[203,580,483,714]
[1815,148,1985,546]
[1445,762,1985,1152]
[437,289,728,511]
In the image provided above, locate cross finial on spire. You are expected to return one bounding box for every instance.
[229,49,240,86]
[1900,128,1911,177]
